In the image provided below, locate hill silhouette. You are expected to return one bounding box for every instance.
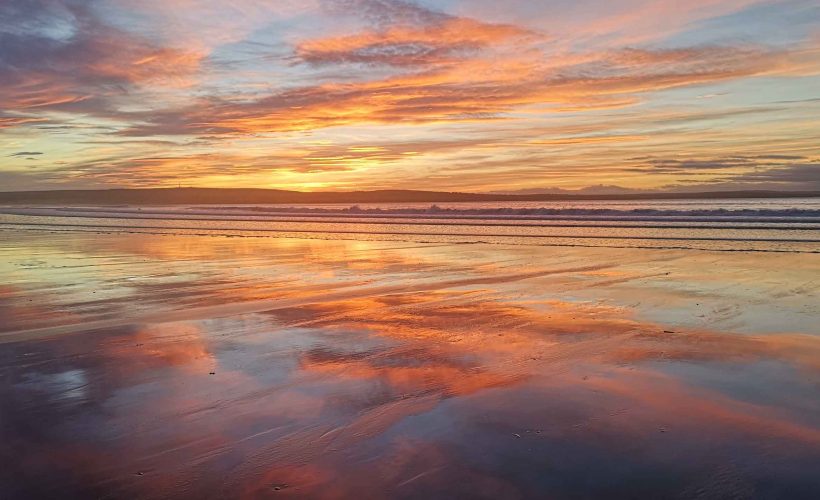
[0,187,816,205]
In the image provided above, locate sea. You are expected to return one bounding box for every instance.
[1,197,818,253]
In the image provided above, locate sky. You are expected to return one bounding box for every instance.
[1,0,819,193]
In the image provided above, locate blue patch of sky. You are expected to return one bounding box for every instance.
[661,0,820,48]
[3,2,78,42]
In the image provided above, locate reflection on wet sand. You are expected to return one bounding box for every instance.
[0,229,818,498]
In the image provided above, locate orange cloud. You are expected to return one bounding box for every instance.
[297,16,535,67]
[119,39,815,138]
[0,0,204,114]
[2,0,818,192]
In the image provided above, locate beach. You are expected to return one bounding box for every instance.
[1,203,818,498]
[4,0,820,496]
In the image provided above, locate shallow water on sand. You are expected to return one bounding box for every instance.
[0,227,819,498]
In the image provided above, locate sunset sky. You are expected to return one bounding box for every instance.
[1,0,819,192]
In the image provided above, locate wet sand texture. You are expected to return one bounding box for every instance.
[1,229,818,499]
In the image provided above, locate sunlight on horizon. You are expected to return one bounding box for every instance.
[1,0,819,193]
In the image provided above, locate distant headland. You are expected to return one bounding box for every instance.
[0,188,817,205]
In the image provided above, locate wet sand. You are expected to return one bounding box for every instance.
[1,228,819,498]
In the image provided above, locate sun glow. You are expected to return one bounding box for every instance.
[1,0,818,193]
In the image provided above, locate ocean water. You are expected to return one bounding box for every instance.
[1,198,819,253]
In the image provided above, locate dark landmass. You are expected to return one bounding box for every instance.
[0,187,817,205]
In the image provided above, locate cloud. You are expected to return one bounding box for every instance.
[630,155,817,175]
[118,41,811,138]
[296,21,528,68]
[103,0,317,50]
[0,169,109,191]
[640,157,758,173]
[0,115,47,129]
[646,157,820,191]
[0,0,203,113]
[0,0,818,192]
[38,140,434,187]
[616,153,819,188]
[9,151,44,157]
[99,1,818,140]
[321,0,447,26]
[725,163,820,188]
[462,0,786,48]
[298,1,535,68]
